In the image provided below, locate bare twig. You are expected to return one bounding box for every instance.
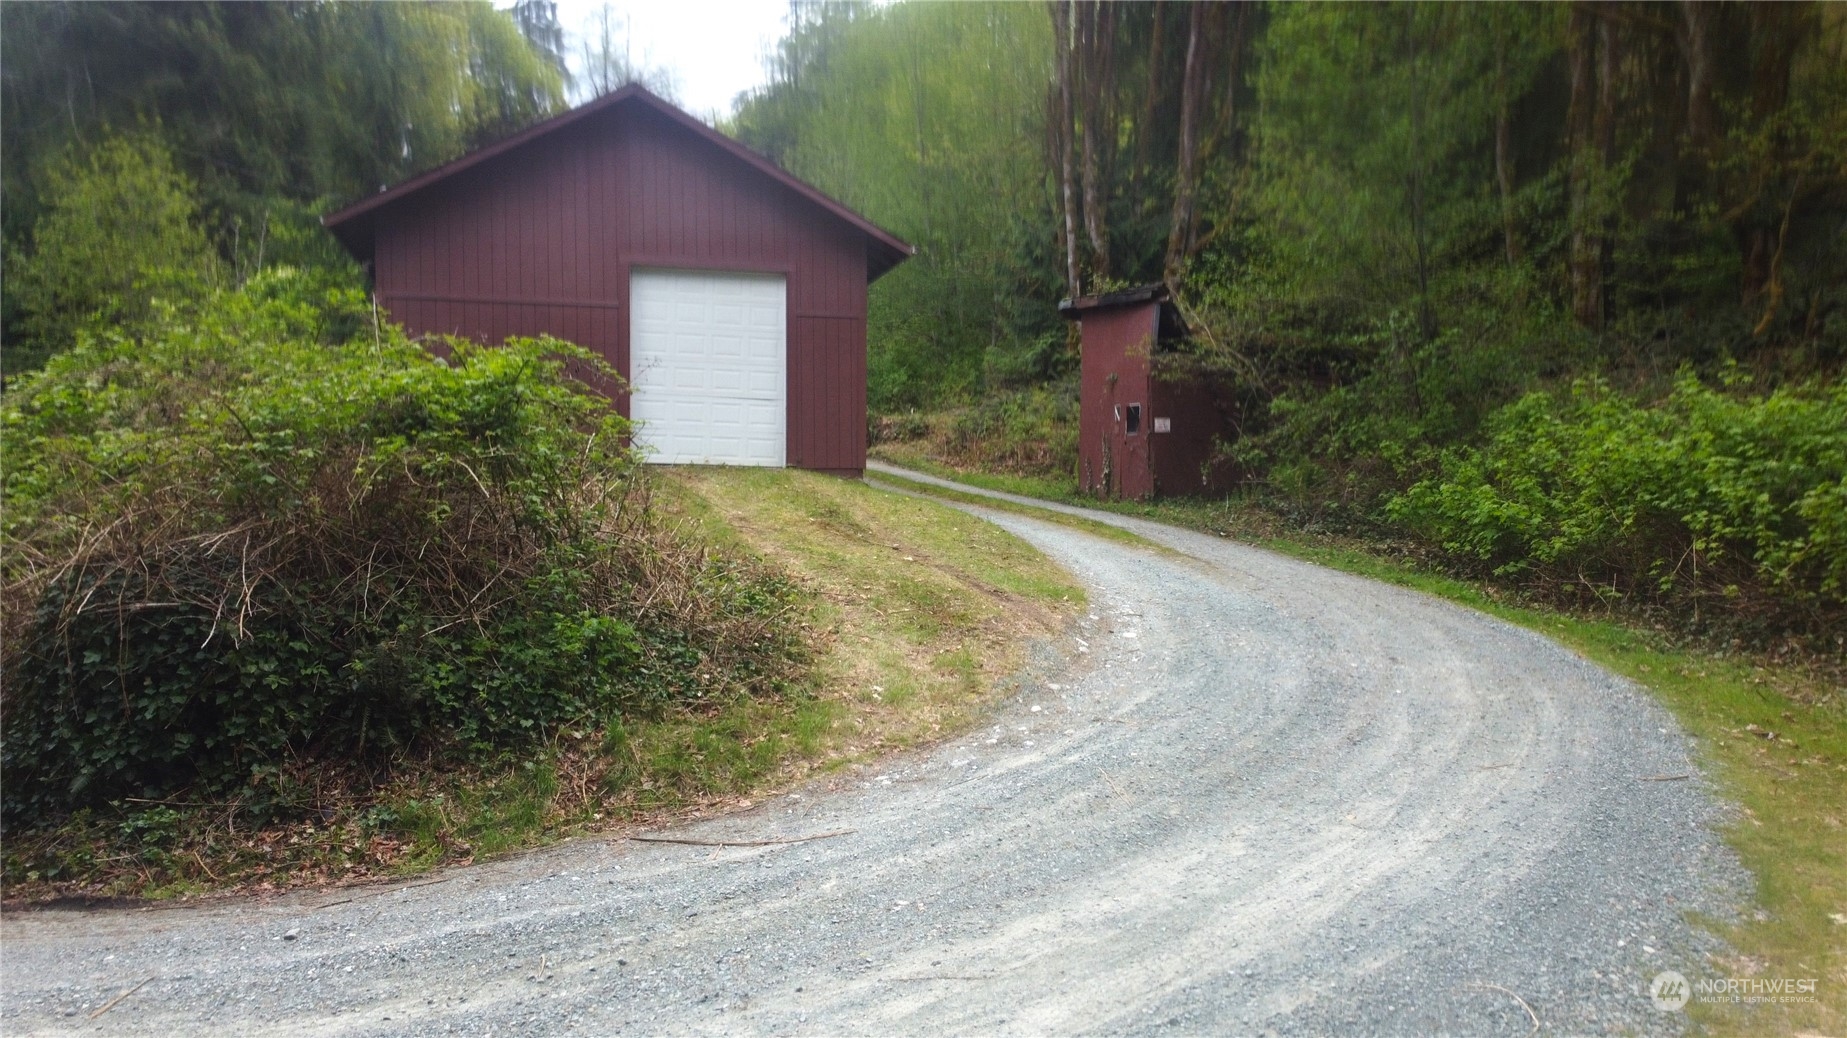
[451,457,494,501]
[627,829,856,848]
[1467,982,1540,1038]
[235,531,253,640]
[121,796,237,808]
[312,876,451,911]
[1639,773,1692,782]
[88,977,153,1020]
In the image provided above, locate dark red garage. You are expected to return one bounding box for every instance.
[323,85,911,476]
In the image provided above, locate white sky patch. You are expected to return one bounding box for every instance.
[550,0,793,122]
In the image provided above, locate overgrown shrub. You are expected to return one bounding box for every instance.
[3,133,221,374]
[871,383,1079,480]
[1,272,807,825]
[1388,375,1847,632]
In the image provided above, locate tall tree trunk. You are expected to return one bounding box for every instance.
[1050,0,1081,299]
[1046,82,1070,295]
[1679,1,1717,154]
[1093,1,1119,234]
[1130,0,1164,199]
[1734,1,1806,313]
[1593,12,1620,314]
[1182,1,1249,262]
[1405,3,1436,343]
[1565,3,1604,330]
[1078,0,1114,284]
[908,32,933,243]
[1219,1,1250,165]
[1493,35,1521,267]
[1163,0,1205,285]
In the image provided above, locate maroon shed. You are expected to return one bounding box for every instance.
[322,85,912,477]
[1062,283,1240,500]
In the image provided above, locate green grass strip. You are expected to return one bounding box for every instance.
[866,470,1169,554]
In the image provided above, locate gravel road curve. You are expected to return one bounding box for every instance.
[2,464,1748,1036]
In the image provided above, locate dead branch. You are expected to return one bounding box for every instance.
[88,977,153,1020]
[311,875,451,910]
[1466,982,1540,1038]
[627,828,856,848]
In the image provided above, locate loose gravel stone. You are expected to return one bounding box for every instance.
[0,468,1749,1037]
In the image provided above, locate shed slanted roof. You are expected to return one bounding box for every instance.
[322,85,914,281]
[1057,282,1170,316]
[1059,282,1188,340]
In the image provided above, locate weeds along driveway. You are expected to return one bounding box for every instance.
[2,465,1747,1036]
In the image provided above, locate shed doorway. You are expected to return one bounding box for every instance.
[629,269,787,466]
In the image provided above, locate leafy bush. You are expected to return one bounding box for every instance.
[3,133,221,373]
[1388,375,1847,628]
[1,272,806,824]
[871,383,1079,480]
[943,385,1079,477]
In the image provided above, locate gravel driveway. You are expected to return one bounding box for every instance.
[2,464,1748,1036]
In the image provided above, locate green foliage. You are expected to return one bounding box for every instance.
[0,1,564,261]
[1209,264,1580,491]
[3,134,220,373]
[734,2,1060,410]
[1166,2,1847,645]
[872,382,1079,479]
[1179,3,1584,500]
[728,0,1844,647]
[1388,375,1847,625]
[1,272,806,825]
[1250,3,1557,315]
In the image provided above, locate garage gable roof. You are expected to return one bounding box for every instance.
[321,85,914,281]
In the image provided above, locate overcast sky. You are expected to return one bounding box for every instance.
[551,0,795,121]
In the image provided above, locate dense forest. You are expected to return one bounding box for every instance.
[737,2,1845,405]
[2,0,1843,659]
[0,0,571,368]
[734,1,1846,645]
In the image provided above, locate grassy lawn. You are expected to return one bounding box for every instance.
[658,467,1083,767]
[873,448,1846,1037]
[2,468,1082,902]
[865,470,1166,553]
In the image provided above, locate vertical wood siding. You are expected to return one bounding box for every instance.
[373,106,872,473]
[1077,305,1157,500]
[1148,368,1242,497]
[1070,302,1242,500]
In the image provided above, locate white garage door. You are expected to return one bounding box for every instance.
[629,269,787,466]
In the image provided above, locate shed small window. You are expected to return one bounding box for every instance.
[1125,403,1142,434]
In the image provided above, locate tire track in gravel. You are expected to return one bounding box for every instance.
[1,465,1749,1036]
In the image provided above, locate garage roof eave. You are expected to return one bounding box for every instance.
[321,84,913,281]
[867,240,916,284]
